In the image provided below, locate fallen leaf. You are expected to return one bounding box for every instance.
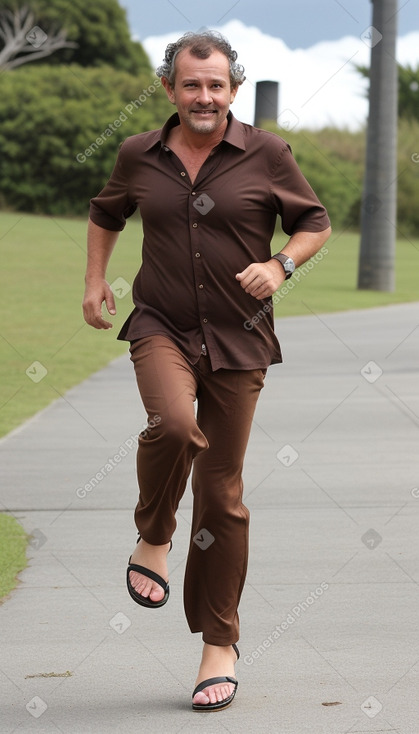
[25,671,72,679]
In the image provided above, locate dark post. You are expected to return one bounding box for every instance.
[254,81,279,128]
[357,0,399,291]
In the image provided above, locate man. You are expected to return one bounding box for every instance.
[83,30,331,712]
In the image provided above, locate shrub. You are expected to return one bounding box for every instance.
[0,64,172,214]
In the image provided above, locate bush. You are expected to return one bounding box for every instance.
[1,61,418,234]
[265,121,419,236]
[396,119,419,236]
[264,123,364,231]
[0,64,172,214]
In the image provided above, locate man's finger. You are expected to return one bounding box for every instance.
[83,304,113,329]
[246,277,265,294]
[105,289,117,316]
[95,313,113,329]
[90,317,113,330]
[236,272,258,290]
[236,264,255,281]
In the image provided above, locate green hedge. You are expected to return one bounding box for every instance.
[266,120,419,236]
[0,64,172,215]
[1,62,418,235]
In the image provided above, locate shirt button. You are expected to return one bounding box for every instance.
[198,284,204,289]
[191,191,196,196]
[180,171,186,176]
[203,318,208,323]
[163,146,169,152]
[195,252,201,258]
[192,222,198,228]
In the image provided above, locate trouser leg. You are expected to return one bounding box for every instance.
[129,335,208,545]
[184,360,265,645]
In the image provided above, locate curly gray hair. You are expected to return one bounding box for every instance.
[156,30,246,88]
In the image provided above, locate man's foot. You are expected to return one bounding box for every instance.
[192,643,238,707]
[128,538,171,603]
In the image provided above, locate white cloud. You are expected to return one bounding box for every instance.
[143,19,419,130]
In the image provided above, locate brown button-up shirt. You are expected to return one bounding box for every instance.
[89,112,330,370]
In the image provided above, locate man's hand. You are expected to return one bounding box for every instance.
[82,279,116,329]
[235,259,285,300]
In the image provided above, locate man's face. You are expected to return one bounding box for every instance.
[163,48,238,135]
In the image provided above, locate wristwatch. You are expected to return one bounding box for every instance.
[272,252,295,279]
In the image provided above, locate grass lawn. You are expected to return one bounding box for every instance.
[1,212,140,437]
[1,211,418,438]
[275,226,419,317]
[0,514,27,601]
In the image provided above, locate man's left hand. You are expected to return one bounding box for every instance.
[235,259,285,300]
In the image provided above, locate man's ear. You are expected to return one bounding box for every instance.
[161,76,176,105]
[230,85,239,105]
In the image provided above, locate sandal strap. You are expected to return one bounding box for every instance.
[127,562,168,592]
[232,643,240,660]
[192,676,237,698]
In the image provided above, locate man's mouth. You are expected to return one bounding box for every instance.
[192,110,217,115]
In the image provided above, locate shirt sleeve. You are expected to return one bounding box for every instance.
[270,144,330,235]
[89,140,137,231]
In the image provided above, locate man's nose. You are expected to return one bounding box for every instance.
[196,86,212,105]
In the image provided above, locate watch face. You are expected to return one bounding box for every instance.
[274,253,295,278]
[284,257,295,273]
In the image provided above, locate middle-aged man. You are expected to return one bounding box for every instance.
[83,31,331,712]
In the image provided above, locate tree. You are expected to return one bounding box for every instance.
[0,0,151,74]
[398,64,419,121]
[0,6,77,70]
[0,64,171,214]
[357,62,419,121]
[357,0,399,292]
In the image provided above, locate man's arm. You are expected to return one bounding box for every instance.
[82,219,121,329]
[235,227,331,300]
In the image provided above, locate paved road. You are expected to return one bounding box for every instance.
[1,304,419,734]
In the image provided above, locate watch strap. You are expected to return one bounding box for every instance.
[272,252,295,279]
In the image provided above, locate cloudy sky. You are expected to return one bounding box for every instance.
[121,1,419,130]
[122,0,418,47]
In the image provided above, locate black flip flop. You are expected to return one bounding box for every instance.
[192,644,240,712]
[126,538,172,609]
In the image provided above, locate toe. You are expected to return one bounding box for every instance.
[194,683,234,706]
[149,584,165,602]
[129,571,146,594]
[208,685,220,704]
[129,571,164,602]
[213,683,232,704]
[193,691,210,705]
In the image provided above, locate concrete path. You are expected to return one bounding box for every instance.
[1,304,419,734]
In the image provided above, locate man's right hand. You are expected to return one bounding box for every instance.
[82,279,116,329]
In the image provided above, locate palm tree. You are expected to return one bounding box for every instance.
[357,0,398,291]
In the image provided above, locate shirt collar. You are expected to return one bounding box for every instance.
[145,111,246,152]
[223,111,246,150]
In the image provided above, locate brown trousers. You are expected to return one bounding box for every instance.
[129,335,265,645]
